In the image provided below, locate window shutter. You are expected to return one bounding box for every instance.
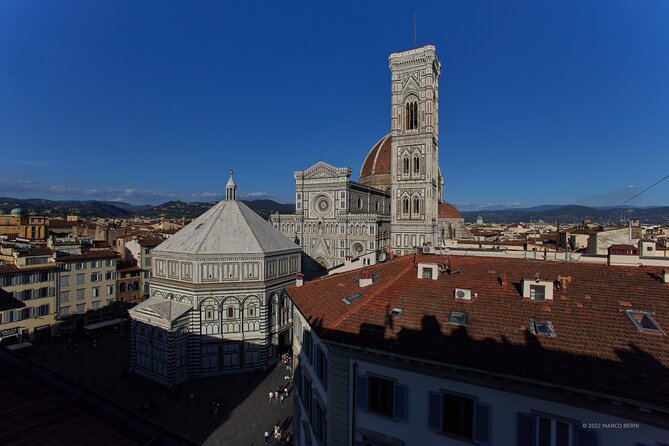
[577,428,597,446]
[516,413,534,446]
[355,375,368,410]
[473,402,491,445]
[427,391,442,431]
[393,383,408,422]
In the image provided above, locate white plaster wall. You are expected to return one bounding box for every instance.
[352,360,668,446]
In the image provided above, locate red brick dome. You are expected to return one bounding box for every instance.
[359,133,392,190]
[438,201,462,219]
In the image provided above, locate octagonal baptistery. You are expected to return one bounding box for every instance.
[129,174,301,385]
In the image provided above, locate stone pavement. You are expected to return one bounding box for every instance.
[20,330,293,445]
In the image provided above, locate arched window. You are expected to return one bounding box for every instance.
[405,99,418,130]
[402,198,409,214]
[227,306,234,318]
[402,157,410,175]
[132,281,139,290]
[413,156,420,174]
[375,201,379,211]
[413,197,420,214]
[357,197,363,209]
[247,305,256,318]
[119,283,126,293]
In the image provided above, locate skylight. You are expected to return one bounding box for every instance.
[342,293,363,305]
[449,311,467,326]
[625,310,664,335]
[389,308,403,317]
[530,319,556,337]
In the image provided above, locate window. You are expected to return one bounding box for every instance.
[227,306,234,318]
[516,413,592,446]
[315,347,328,390]
[105,271,115,280]
[247,304,256,318]
[75,262,85,270]
[625,310,664,334]
[428,391,490,444]
[106,285,113,295]
[119,283,126,293]
[449,311,467,326]
[358,197,363,210]
[59,276,69,286]
[530,285,546,301]
[302,330,313,362]
[413,156,420,174]
[204,306,216,321]
[530,319,556,337]
[389,307,402,317]
[59,291,69,304]
[92,301,100,310]
[342,293,363,305]
[402,198,409,214]
[92,287,100,298]
[422,268,433,279]
[77,289,85,300]
[59,307,70,317]
[35,304,49,317]
[76,304,85,314]
[356,374,407,421]
[405,100,418,130]
[413,197,420,214]
[91,260,100,268]
[403,157,410,175]
[76,274,84,284]
[90,273,102,282]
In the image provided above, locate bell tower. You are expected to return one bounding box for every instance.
[389,45,441,254]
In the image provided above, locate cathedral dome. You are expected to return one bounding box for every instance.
[359,133,392,190]
[438,201,462,219]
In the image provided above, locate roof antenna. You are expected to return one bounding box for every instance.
[414,15,417,48]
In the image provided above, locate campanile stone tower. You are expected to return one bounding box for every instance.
[389,45,441,252]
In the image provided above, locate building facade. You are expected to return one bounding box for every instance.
[271,45,469,270]
[129,174,301,386]
[287,252,669,446]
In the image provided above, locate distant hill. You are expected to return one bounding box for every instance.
[463,205,669,224]
[0,197,294,220]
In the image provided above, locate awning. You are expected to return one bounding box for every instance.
[83,318,126,331]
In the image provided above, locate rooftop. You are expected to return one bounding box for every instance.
[287,254,669,409]
[57,249,119,262]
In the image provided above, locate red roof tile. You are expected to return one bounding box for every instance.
[287,254,669,407]
[57,250,119,262]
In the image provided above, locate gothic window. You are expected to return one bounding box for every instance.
[402,198,409,215]
[405,99,418,130]
[227,306,234,318]
[413,156,420,174]
[403,157,410,175]
[358,197,363,209]
[413,197,420,214]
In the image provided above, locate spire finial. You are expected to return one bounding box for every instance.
[226,168,237,201]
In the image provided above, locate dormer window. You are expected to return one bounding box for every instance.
[530,285,545,301]
[625,310,664,335]
[449,311,467,326]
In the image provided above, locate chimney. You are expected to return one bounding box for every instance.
[295,272,304,287]
[663,269,669,284]
[359,270,374,287]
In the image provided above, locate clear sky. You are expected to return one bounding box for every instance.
[1,1,668,210]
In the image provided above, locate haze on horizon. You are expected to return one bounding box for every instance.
[1,1,668,211]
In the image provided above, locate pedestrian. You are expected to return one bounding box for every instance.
[264,431,270,444]
[269,391,274,402]
[283,387,289,399]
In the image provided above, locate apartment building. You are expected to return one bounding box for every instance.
[0,263,58,343]
[116,260,143,303]
[287,252,669,446]
[56,250,118,326]
[124,236,162,298]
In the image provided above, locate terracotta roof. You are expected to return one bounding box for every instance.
[137,237,163,248]
[57,250,119,262]
[17,247,54,257]
[0,264,58,275]
[438,201,462,219]
[359,133,392,187]
[287,254,669,408]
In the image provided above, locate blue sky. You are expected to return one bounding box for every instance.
[1,1,668,210]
